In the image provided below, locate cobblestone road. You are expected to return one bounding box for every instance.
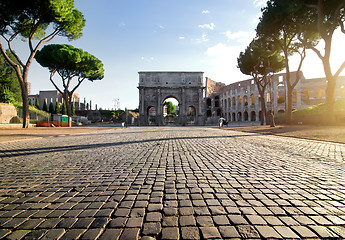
[0,126,345,239]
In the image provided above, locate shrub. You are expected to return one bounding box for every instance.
[0,88,16,103]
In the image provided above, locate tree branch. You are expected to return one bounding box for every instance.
[71,76,86,94]
[33,27,61,54]
[57,70,68,90]
[3,33,25,68]
[28,19,43,53]
[66,72,73,89]
[292,47,306,89]
[334,60,345,79]
[333,0,345,29]
[0,40,23,84]
[317,0,327,40]
[340,19,345,34]
[50,69,63,94]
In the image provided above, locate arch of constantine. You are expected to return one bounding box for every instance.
[138,72,205,126]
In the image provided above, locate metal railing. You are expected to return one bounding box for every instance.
[17,109,50,124]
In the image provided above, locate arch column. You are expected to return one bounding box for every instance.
[156,89,163,126]
[197,88,204,125]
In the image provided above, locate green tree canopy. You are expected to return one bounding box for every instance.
[238,37,285,77]
[35,98,40,109]
[35,44,104,117]
[55,102,61,114]
[0,88,16,103]
[48,102,54,114]
[61,101,67,115]
[42,99,48,112]
[256,0,319,123]
[71,103,75,116]
[298,0,345,123]
[0,50,21,102]
[0,0,85,128]
[238,36,285,125]
[165,101,176,116]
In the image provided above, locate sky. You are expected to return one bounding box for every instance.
[13,0,345,110]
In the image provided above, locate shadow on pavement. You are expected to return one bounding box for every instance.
[1,133,260,158]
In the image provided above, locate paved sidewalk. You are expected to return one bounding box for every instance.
[0,125,119,143]
[0,127,344,239]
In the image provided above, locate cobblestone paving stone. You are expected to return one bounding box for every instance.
[0,126,345,239]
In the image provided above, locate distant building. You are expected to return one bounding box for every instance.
[28,90,85,110]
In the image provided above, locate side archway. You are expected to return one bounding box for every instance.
[187,106,197,125]
[147,106,156,125]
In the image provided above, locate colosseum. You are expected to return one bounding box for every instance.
[205,71,345,125]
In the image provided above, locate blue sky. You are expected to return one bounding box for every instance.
[24,0,344,110]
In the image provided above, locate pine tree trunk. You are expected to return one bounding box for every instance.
[21,84,29,128]
[286,86,293,124]
[259,95,267,125]
[323,53,336,124]
[63,90,72,117]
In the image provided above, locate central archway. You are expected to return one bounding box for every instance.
[138,72,205,126]
[163,97,179,125]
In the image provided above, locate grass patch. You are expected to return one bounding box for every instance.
[13,102,50,117]
[292,99,345,116]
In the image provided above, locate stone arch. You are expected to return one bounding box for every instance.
[238,96,242,105]
[215,96,220,107]
[251,111,256,121]
[244,111,249,121]
[237,112,242,121]
[232,112,236,121]
[147,106,156,125]
[250,94,255,105]
[206,98,211,107]
[138,72,205,125]
[187,105,197,125]
[259,111,263,122]
[162,96,180,125]
[244,96,248,106]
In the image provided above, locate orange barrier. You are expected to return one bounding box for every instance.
[36,121,69,127]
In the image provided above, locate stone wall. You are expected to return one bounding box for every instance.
[0,103,18,124]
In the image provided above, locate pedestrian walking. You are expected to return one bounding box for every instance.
[218,116,226,128]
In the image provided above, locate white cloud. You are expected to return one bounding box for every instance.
[179,36,185,40]
[253,0,266,7]
[159,25,165,29]
[205,30,256,84]
[198,23,215,30]
[195,33,209,43]
[202,10,209,14]
[140,56,155,61]
[252,12,262,24]
[119,22,126,27]
[206,43,249,84]
[224,30,255,43]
